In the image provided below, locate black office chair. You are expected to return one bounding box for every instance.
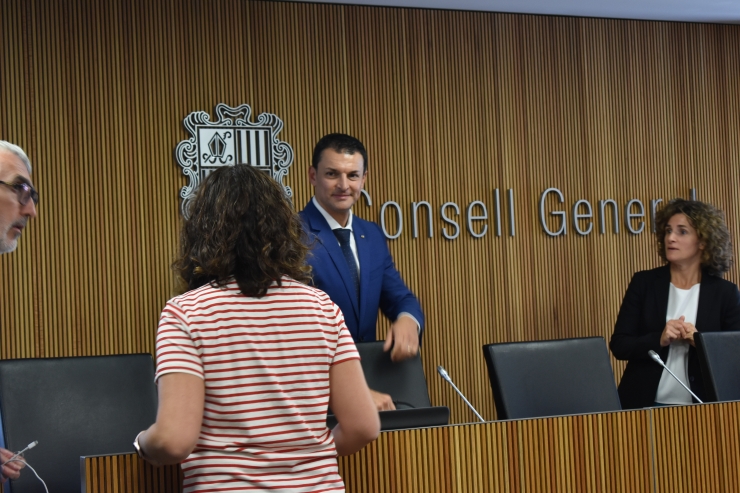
[482,337,621,420]
[326,342,448,430]
[0,354,158,493]
[356,341,431,409]
[695,331,740,403]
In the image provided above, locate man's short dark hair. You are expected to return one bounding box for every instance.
[312,133,368,174]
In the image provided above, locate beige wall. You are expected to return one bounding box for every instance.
[1,0,739,422]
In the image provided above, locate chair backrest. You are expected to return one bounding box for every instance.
[482,337,621,420]
[0,354,158,493]
[356,342,432,409]
[695,331,740,403]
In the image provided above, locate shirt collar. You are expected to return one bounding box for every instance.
[312,196,353,231]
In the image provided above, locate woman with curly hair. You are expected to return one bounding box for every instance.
[610,199,740,409]
[134,165,379,492]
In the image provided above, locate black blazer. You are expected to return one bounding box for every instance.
[610,265,740,409]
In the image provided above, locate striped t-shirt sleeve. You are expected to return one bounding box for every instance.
[155,300,204,381]
[331,303,360,365]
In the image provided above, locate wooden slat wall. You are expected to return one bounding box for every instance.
[85,403,740,493]
[652,402,740,492]
[82,453,183,493]
[82,409,652,493]
[338,410,653,492]
[1,1,739,423]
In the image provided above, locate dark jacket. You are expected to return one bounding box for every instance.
[300,199,424,343]
[610,265,740,409]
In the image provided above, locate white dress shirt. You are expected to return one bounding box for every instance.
[310,197,420,331]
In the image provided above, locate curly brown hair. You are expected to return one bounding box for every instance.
[655,198,733,276]
[173,164,311,297]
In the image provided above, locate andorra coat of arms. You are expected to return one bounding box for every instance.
[175,103,294,218]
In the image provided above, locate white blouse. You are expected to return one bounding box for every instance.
[655,283,700,405]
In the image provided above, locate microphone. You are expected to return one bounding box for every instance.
[437,366,485,422]
[648,350,703,404]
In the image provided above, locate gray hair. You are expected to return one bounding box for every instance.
[0,141,32,174]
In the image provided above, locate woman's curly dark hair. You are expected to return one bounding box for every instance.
[655,198,733,276]
[173,164,311,297]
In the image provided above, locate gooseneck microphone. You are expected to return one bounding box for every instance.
[648,350,704,404]
[437,366,485,422]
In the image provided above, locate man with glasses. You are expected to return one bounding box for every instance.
[0,141,38,254]
[0,140,36,481]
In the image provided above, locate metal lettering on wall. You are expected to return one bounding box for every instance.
[365,187,696,240]
[175,103,294,218]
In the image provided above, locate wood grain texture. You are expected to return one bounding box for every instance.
[82,453,183,493]
[1,1,739,423]
[83,404,740,493]
[652,402,740,493]
[82,409,652,493]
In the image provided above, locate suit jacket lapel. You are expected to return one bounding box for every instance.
[654,265,717,332]
[654,266,671,358]
[305,201,360,319]
[653,266,719,356]
[655,266,670,309]
[696,271,717,332]
[355,220,373,321]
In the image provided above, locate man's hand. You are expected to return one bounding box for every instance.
[0,447,24,481]
[370,389,396,411]
[383,315,420,362]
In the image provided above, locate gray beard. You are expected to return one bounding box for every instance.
[0,236,18,254]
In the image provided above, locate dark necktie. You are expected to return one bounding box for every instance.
[333,228,360,299]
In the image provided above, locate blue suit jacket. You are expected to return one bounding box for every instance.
[300,200,425,343]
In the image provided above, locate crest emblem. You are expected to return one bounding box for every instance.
[175,103,294,218]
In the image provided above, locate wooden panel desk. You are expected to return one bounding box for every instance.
[81,402,739,492]
[337,410,651,492]
[651,402,740,492]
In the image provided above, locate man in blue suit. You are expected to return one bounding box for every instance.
[300,133,424,410]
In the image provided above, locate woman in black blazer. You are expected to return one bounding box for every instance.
[610,199,740,410]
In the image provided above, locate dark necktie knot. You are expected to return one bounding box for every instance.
[334,228,352,246]
[333,228,360,299]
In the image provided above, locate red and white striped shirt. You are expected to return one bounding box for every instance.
[155,277,359,492]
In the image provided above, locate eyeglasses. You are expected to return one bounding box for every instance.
[0,181,39,206]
